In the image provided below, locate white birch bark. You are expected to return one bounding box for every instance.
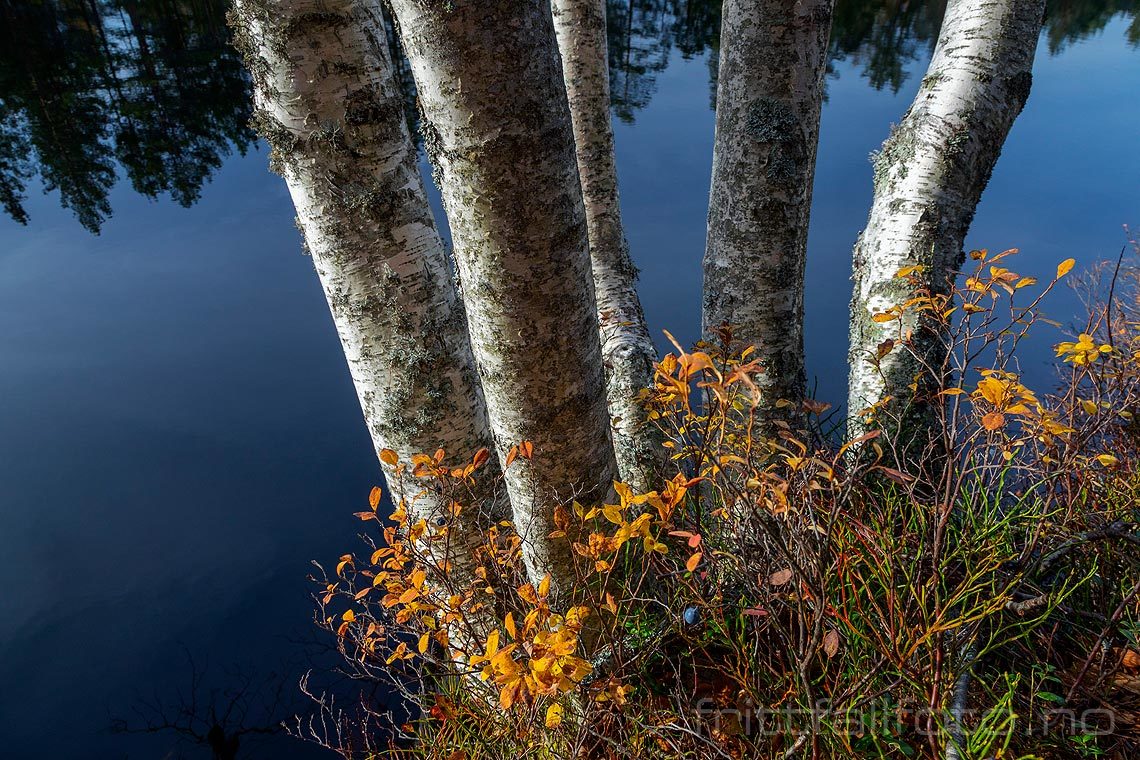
[702,0,835,427]
[387,0,619,592]
[847,0,1045,443]
[551,0,661,494]
[229,0,502,576]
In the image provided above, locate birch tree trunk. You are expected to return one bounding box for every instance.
[387,0,618,592]
[847,0,1044,445]
[702,0,834,429]
[551,0,661,493]
[229,0,501,578]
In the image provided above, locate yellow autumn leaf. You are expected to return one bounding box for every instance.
[1057,258,1075,278]
[418,632,430,654]
[975,377,1006,406]
[379,448,399,466]
[1096,454,1118,467]
[545,703,564,728]
[385,642,408,664]
[410,568,426,589]
[504,612,517,639]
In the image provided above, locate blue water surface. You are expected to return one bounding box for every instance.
[0,2,1136,757]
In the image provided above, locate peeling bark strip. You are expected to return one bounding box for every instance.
[552,0,661,493]
[228,0,502,567]
[702,0,834,426]
[847,0,1044,442]
[387,0,618,590]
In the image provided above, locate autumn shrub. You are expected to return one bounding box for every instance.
[296,248,1140,760]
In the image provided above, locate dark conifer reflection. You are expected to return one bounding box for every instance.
[606,0,721,121]
[0,0,1134,230]
[605,0,1138,120]
[1044,0,1140,51]
[0,0,254,233]
[828,0,948,93]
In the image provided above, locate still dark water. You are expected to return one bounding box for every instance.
[0,1,1136,757]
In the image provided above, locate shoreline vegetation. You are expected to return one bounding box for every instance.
[306,244,1140,760]
[32,1,1133,758]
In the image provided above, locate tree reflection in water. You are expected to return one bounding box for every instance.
[0,0,1134,231]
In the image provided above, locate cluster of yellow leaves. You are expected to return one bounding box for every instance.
[329,445,519,659]
[870,304,905,324]
[564,473,697,573]
[887,250,1057,328]
[646,331,770,456]
[593,677,634,706]
[331,444,607,715]
[884,250,1069,324]
[962,369,1074,447]
[379,444,497,483]
[648,336,809,510]
[958,251,1074,324]
[351,512,466,661]
[649,332,764,414]
[364,522,531,668]
[646,333,851,527]
[865,264,957,326]
[965,263,1038,300]
[968,369,1040,431]
[468,575,593,710]
[1055,333,1114,366]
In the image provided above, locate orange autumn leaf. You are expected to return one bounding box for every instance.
[981,411,1005,431]
[769,568,794,586]
[823,629,840,657]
